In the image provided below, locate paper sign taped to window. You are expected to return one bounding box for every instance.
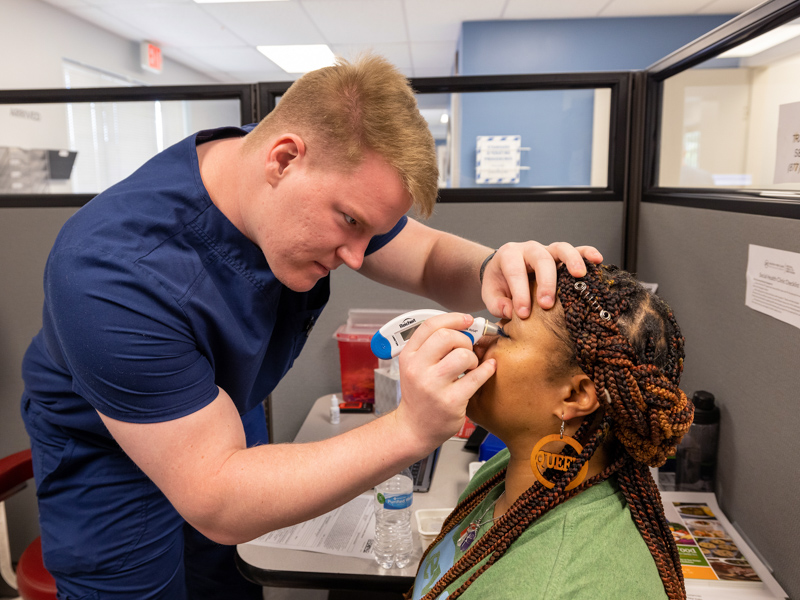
[745,244,800,330]
[773,101,800,184]
[476,135,521,184]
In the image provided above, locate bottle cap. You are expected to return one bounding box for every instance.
[691,391,720,424]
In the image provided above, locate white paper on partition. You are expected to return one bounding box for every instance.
[745,244,800,331]
[246,493,376,559]
[661,491,787,599]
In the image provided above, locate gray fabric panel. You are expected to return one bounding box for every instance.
[637,202,799,599]
[0,207,79,559]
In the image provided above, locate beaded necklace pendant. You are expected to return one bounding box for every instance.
[456,492,503,552]
[457,524,479,551]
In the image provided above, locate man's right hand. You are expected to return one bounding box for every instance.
[393,312,497,449]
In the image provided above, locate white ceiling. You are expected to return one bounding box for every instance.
[41,0,766,84]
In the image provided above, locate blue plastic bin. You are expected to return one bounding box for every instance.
[478,433,507,461]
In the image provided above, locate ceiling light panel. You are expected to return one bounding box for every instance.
[257,44,336,73]
[193,0,289,3]
[719,24,800,57]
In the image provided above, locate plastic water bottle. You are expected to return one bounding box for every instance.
[373,468,414,569]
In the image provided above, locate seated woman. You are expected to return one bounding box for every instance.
[410,262,694,600]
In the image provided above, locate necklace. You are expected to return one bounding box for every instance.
[457,491,505,551]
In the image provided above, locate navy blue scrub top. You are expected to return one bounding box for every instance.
[22,124,407,443]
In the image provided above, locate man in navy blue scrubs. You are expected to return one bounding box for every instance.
[21,55,601,599]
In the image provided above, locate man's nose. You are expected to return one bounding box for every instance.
[336,242,367,271]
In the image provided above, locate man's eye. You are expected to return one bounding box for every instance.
[343,214,358,226]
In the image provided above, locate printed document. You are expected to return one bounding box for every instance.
[246,493,376,559]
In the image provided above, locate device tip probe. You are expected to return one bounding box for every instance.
[468,318,507,342]
[481,321,508,338]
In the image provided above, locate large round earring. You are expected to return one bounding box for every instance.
[530,415,589,491]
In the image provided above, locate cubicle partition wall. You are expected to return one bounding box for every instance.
[635,1,800,595]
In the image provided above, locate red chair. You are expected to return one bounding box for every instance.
[0,449,57,600]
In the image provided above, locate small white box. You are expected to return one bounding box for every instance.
[415,508,452,553]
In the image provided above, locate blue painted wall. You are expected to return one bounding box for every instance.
[455,15,734,188]
[458,16,734,75]
[461,89,595,188]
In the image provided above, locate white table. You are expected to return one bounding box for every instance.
[236,394,474,593]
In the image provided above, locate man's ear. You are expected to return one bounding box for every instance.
[560,373,599,421]
[264,134,305,184]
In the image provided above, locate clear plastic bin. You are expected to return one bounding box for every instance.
[415,508,452,553]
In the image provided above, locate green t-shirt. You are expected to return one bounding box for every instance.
[412,449,669,600]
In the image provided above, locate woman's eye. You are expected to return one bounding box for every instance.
[343,214,357,226]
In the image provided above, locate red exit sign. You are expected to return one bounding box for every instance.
[140,41,163,73]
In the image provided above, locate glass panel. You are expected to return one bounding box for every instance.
[659,18,800,192]
[0,99,241,195]
[417,88,611,189]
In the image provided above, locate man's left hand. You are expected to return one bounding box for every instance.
[481,241,603,318]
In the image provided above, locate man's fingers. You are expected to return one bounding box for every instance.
[482,241,605,317]
[528,253,559,310]
[401,312,473,354]
[455,359,496,396]
[576,245,603,265]
[495,251,531,319]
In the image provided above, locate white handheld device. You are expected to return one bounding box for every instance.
[370,309,503,360]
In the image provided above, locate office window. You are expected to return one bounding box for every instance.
[419,88,611,189]
[658,19,800,192]
[0,98,240,195]
[0,62,241,196]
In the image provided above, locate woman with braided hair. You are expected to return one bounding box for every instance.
[410,262,694,600]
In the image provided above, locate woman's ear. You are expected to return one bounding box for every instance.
[560,374,599,421]
[264,134,306,184]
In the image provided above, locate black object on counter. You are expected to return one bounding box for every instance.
[676,391,720,492]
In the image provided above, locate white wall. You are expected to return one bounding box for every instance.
[1,0,216,89]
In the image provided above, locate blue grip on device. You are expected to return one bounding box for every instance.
[371,332,393,360]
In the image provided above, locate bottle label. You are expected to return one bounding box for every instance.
[378,492,413,509]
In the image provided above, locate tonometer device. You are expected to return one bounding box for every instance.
[370,309,504,359]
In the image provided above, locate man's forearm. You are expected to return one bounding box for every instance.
[419,231,492,312]
[361,218,492,313]
[183,411,437,545]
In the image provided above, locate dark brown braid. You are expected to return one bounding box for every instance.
[407,262,694,600]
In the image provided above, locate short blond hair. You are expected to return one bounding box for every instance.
[244,54,437,218]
